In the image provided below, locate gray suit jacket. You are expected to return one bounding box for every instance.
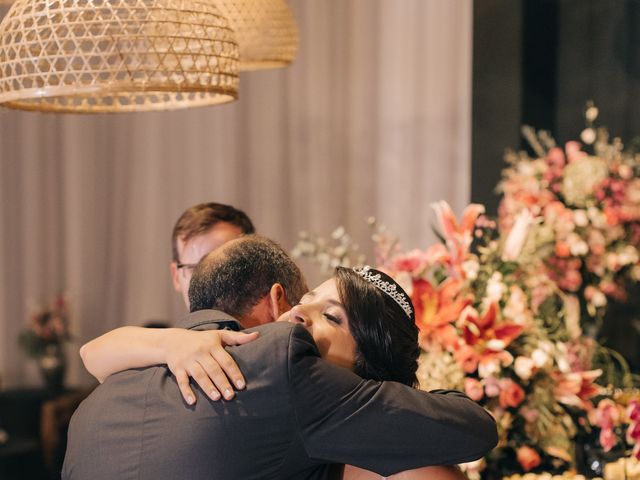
[63,310,497,480]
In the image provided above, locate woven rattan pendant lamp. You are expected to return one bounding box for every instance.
[217,0,298,71]
[0,0,239,113]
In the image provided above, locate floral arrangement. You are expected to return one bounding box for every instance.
[18,294,71,359]
[293,106,640,479]
[497,104,640,333]
[295,204,639,478]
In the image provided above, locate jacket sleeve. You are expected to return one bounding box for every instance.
[287,325,498,477]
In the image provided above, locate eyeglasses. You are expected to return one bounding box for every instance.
[176,262,198,270]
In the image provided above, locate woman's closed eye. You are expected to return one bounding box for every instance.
[323,313,342,325]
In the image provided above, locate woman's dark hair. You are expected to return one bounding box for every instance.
[334,266,420,387]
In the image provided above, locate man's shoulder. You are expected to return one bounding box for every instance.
[176,309,241,330]
[226,322,320,368]
[246,322,317,351]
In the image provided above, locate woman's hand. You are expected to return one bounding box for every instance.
[162,329,260,405]
[80,326,259,405]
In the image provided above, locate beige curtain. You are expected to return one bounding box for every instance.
[0,0,472,388]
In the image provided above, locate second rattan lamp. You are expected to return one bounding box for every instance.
[0,0,239,113]
[217,0,299,71]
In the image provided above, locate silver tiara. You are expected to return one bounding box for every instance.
[353,266,414,319]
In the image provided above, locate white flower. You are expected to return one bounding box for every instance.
[568,237,589,256]
[518,162,536,176]
[331,226,346,239]
[531,348,549,368]
[619,164,633,180]
[502,209,534,261]
[478,359,501,378]
[562,156,608,207]
[514,356,536,381]
[486,272,505,304]
[580,128,596,145]
[585,105,599,122]
[486,339,506,351]
[416,350,464,391]
[462,259,479,280]
[591,289,607,308]
[563,294,582,340]
[556,356,571,373]
[618,246,639,266]
[605,252,620,271]
[573,209,589,227]
[588,207,607,228]
[504,286,530,325]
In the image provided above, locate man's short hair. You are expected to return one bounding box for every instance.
[171,203,255,262]
[188,235,308,317]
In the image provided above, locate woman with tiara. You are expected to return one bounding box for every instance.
[81,259,488,479]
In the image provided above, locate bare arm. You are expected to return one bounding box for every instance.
[80,326,169,383]
[80,326,259,404]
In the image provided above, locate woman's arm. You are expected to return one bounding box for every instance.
[80,326,259,404]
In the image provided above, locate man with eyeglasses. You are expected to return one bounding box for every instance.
[169,203,255,310]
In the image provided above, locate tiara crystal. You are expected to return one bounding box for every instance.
[353,266,414,319]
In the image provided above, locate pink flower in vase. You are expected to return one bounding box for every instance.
[565,141,587,163]
[626,419,640,445]
[554,242,572,258]
[498,378,525,408]
[599,428,617,452]
[589,399,621,430]
[628,400,640,422]
[431,201,485,275]
[516,445,541,471]
[483,376,500,398]
[390,249,430,276]
[464,378,484,402]
[558,269,582,292]
[519,405,539,423]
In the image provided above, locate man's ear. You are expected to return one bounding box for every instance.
[268,283,291,320]
[170,261,181,292]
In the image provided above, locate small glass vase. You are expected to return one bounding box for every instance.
[38,344,66,393]
[576,435,627,478]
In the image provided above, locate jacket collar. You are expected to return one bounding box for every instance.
[176,309,242,331]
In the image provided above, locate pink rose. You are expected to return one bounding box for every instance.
[516,445,541,471]
[499,379,525,408]
[593,399,620,429]
[391,249,429,274]
[559,269,582,292]
[565,141,586,162]
[555,242,571,258]
[519,406,539,423]
[627,421,640,444]
[546,147,566,168]
[600,427,617,452]
[484,376,500,398]
[464,378,484,402]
